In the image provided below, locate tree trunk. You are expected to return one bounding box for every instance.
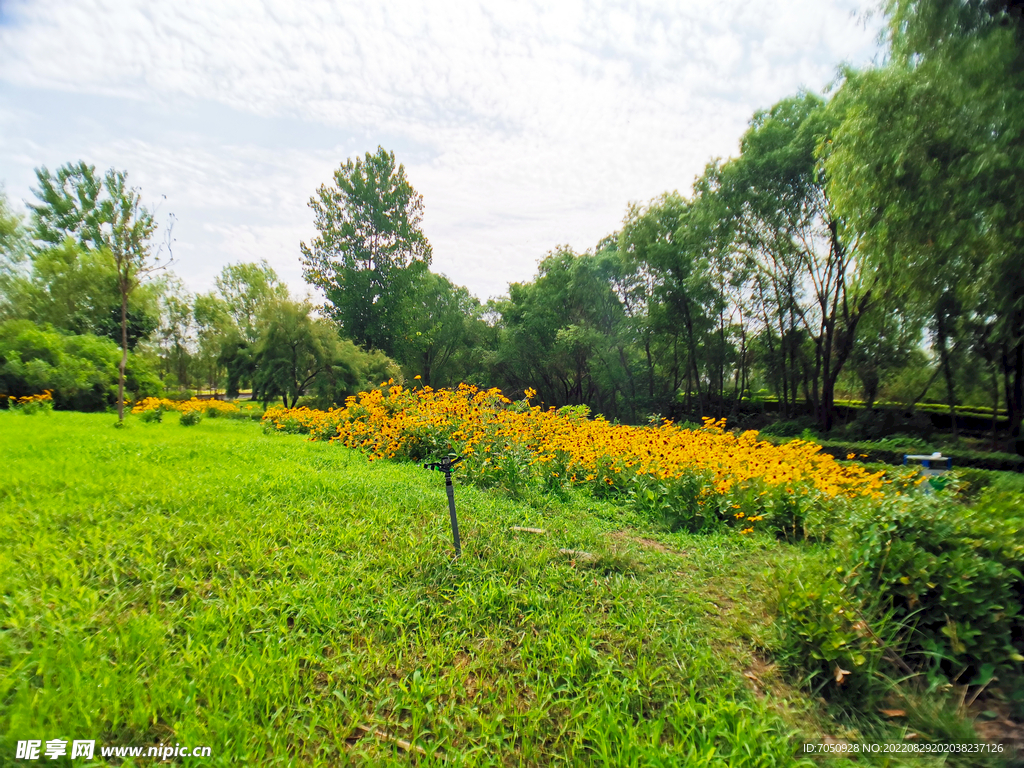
[936,311,959,439]
[118,288,128,422]
[991,363,1000,448]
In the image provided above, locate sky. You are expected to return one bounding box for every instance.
[0,0,884,304]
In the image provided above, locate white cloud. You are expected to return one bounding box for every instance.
[0,0,883,302]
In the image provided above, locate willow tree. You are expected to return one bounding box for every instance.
[826,0,1024,445]
[721,94,876,431]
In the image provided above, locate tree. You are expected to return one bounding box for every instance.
[249,299,399,409]
[193,293,233,393]
[215,260,289,344]
[721,93,876,431]
[0,188,29,319]
[827,1,1024,445]
[398,271,480,387]
[300,147,432,357]
[492,247,629,417]
[153,276,195,390]
[619,192,720,418]
[28,163,169,421]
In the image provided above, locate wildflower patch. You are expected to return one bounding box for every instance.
[263,383,887,534]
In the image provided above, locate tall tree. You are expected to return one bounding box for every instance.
[193,293,233,393]
[722,93,876,431]
[398,271,480,387]
[827,0,1024,445]
[252,299,342,408]
[0,188,29,319]
[619,192,721,418]
[300,147,432,357]
[493,247,629,417]
[29,163,168,421]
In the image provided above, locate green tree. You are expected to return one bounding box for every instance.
[252,300,339,408]
[827,1,1024,445]
[0,188,29,319]
[398,271,480,387]
[300,147,432,357]
[492,247,629,417]
[215,260,289,344]
[154,276,195,390]
[721,93,876,431]
[28,163,168,421]
[193,293,233,393]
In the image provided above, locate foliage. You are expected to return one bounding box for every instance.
[827,1,1024,445]
[773,555,888,704]
[28,161,168,422]
[837,492,1024,681]
[214,260,289,345]
[493,246,633,421]
[0,188,29,303]
[243,299,401,409]
[300,147,432,357]
[178,409,202,426]
[138,405,163,423]
[398,270,484,387]
[251,300,338,408]
[2,237,160,346]
[0,319,161,411]
[720,92,874,432]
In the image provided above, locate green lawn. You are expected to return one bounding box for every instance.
[0,411,931,766]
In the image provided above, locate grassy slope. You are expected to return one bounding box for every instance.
[1,412,905,767]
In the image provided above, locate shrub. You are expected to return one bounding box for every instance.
[838,493,1024,682]
[139,406,163,423]
[772,555,889,704]
[180,410,202,426]
[627,469,721,533]
[758,418,817,438]
[0,319,161,410]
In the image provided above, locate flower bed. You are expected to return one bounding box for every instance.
[263,383,889,534]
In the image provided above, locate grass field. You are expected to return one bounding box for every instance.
[0,411,979,766]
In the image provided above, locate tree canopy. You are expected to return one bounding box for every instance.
[300,147,432,358]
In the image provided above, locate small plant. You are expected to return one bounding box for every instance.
[180,410,203,426]
[9,390,54,415]
[139,406,163,423]
[839,492,1024,681]
[772,556,890,705]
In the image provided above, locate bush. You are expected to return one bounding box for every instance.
[627,469,722,533]
[0,319,161,410]
[772,555,890,704]
[838,493,1024,682]
[139,406,163,423]
[758,418,817,438]
[806,437,1024,473]
[180,410,202,426]
[310,341,402,410]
